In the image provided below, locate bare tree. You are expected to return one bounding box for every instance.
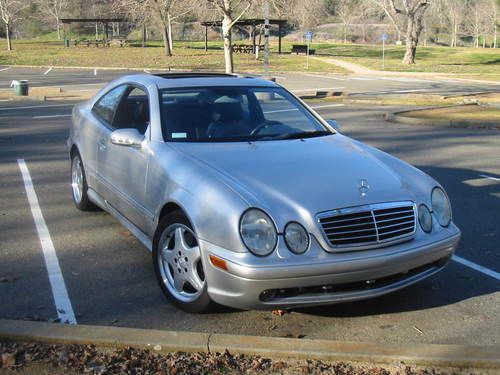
[116,0,192,56]
[0,0,28,50]
[465,0,492,48]
[440,0,466,47]
[494,0,498,48]
[335,0,363,43]
[35,0,68,39]
[206,0,252,73]
[372,0,431,64]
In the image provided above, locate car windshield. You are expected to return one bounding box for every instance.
[159,86,332,142]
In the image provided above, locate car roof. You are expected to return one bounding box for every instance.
[115,72,279,90]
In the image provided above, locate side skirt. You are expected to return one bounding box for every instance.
[87,188,153,252]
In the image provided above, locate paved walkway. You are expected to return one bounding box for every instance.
[313,56,500,84]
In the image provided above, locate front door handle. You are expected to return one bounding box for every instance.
[98,139,107,151]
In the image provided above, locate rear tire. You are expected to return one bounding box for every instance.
[71,152,98,211]
[153,210,215,313]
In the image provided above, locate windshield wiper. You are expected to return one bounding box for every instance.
[271,130,332,140]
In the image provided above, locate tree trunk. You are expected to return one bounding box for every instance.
[343,24,347,43]
[56,22,61,40]
[167,14,173,54]
[402,18,418,64]
[494,23,497,48]
[222,16,234,74]
[450,20,457,47]
[5,22,12,51]
[161,26,172,57]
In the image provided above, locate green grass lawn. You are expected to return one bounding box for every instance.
[0,39,346,74]
[1,39,498,79]
[310,42,500,78]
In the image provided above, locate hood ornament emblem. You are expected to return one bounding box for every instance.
[358,179,370,197]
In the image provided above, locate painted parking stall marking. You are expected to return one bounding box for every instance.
[33,114,72,119]
[0,104,74,112]
[43,67,53,75]
[452,255,500,281]
[264,103,345,115]
[479,174,500,182]
[17,159,77,324]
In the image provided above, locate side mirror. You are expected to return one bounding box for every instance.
[326,119,341,133]
[110,128,144,147]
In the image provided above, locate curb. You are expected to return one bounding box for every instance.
[1,319,499,370]
[385,104,500,130]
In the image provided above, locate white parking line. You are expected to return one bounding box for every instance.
[311,104,346,110]
[292,87,346,93]
[0,104,74,111]
[33,114,72,119]
[0,67,11,72]
[17,159,77,324]
[452,255,500,281]
[264,103,344,115]
[43,67,53,75]
[301,73,348,81]
[479,174,500,182]
[144,69,151,74]
[94,69,97,76]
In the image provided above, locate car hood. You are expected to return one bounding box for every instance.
[171,135,426,224]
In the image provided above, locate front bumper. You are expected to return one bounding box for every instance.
[201,225,461,310]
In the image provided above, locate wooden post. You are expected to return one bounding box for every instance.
[204,25,208,51]
[252,25,256,53]
[278,23,282,55]
[63,23,68,47]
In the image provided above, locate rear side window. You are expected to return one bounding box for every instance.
[92,85,127,125]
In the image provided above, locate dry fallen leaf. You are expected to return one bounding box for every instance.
[1,352,16,368]
[272,309,287,316]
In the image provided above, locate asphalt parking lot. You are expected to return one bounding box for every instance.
[1,65,499,96]
[0,68,499,347]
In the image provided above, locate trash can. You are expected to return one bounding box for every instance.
[11,80,29,96]
[64,39,69,48]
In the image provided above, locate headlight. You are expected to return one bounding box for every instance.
[418,204,432,233]
[284,222,309,254]
[432,187,451,227]
[240,209,277,256]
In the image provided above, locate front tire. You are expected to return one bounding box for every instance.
[71,152,97,211]
[153,211,214,313]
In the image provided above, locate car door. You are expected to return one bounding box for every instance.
[91,85,128,198]
[96,85,153,232]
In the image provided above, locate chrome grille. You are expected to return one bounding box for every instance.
[318,202,416,249]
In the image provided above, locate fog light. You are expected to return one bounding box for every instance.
[418,204,432,233]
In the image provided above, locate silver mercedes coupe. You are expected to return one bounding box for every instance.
[68,73,461,313]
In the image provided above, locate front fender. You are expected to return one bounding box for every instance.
[149,142,250,253]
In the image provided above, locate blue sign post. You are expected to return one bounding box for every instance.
[381,33,389,69]
[305,31,313,70]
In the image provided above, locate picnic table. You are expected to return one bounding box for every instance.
[291,44,315,55]
[73,39,111,47]
[232,44,265,54]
